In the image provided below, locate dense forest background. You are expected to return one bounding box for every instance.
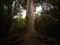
[0,0,60,45]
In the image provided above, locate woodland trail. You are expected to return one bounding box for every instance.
[0,33,60,45]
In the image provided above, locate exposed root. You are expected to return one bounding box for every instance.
[22,30,39,40]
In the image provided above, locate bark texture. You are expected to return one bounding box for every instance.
[23,0,39,39]
[25,0,34,31]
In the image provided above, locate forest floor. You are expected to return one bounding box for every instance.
[0,32,60,45]
[19,32,60,45]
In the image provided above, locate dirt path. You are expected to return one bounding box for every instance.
[19,39,44,45]
[18,33,60,45]
[0,34,60,45]
[18,38,58,45]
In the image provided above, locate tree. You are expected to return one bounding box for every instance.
[25,0,34,31]
[23,0,39,39]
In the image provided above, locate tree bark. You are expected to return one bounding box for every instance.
[23,0,39,39]
[25,0,34,31]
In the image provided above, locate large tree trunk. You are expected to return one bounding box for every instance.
[23,0,39,39]
[25,0,34,31]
